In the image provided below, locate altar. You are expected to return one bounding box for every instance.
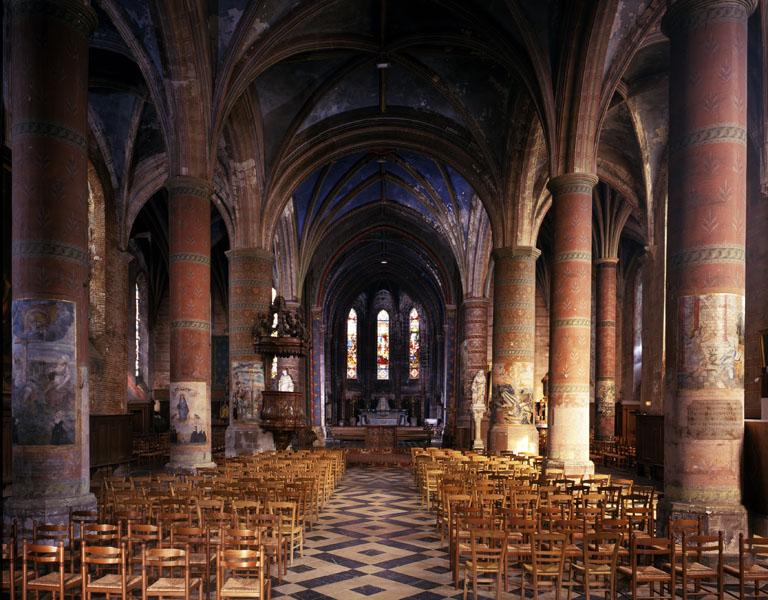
[358,396,408,425]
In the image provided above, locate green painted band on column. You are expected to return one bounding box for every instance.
[552,318,591,328]
[12,240,89,265]
[171,320,211,331]
[669,124,746,155]
[13,121,87,151]
[663,0,756,36]
[166,176,212,199]
[554,251,592,263]
[169,253,211,265]
[669,245,745,267]
[596,320,616,327]
[495,301,535,309]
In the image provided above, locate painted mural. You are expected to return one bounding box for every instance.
[12,299,77,445]
[231,360,265,421]
[678,293,745,389]
[170,382,208,444]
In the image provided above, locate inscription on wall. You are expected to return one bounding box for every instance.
[686,400,742,440]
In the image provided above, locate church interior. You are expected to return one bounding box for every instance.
[2,0,768,598]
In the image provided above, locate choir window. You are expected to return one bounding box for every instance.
[409,308,420,379]
[347,309,358,379]
[376,310,390,380]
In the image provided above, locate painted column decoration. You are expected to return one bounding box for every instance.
[225,248,274,456]
[167,177,214,470]
[310,307,326,440]
[444,306,457,436]
[595,258,619,440]
[489,247,540,454]
[8,0,98,527]
[662,0,754,542]
[546,174,598,475]
[458,297,489,448]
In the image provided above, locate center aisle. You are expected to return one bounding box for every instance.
[272,466,474,600]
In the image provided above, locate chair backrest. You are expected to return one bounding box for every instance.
[530,533,566,575]
[681,532,722,568]
[740,534,768,568]
[81,523,122,545]
[630,535,674,569]
[468,528,507,568]
[216,547,266,597]
[33,522,71,547]
[142,546,189,581]
[668,516,701,542]
[22,542,65,579]
[170,525,210,552]
[220,527,261,550]
[81,542,125,573]
[583,531,622,569]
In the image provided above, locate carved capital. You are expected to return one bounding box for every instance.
[663,0,757,36]
[166,176,213,199]
[547,173,598,197]
[492,245,541,262]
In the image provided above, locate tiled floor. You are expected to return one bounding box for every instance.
[271,466,481,600]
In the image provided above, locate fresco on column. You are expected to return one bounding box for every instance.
[231,361,265,421]
[170,382,208,444]
[12,299,77,446]
[678,294,744,390]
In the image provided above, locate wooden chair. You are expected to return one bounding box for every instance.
[723,534,768,600]
[520,532,567,600]
[267,501,304,565]
[80,542,140,600]
[675,531,724,600]
[232,501,262,529]
[250,514,286,583]
[2,521,21,600]
[125,523,162,572]
[21,542,82,600]
[462,528,507,600]
[32,523,73,571]
[216,547,270,600]
[618,535,676,600]
[567,531,622,600]
[141,546,202,600]
[170,526,214,600]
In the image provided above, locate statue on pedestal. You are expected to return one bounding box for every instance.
[470,370,487,451]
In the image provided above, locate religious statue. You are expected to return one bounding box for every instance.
[278,369,295,392]
[470,370,486,451]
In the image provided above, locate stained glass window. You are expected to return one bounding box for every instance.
[376,310,389,380]
[409,308,420,379]
[346,309,358,379]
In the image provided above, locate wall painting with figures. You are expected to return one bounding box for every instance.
[12,299,77,446]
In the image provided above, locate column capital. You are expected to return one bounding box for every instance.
[462,296,489,308]
[547,173,599,197]
[595,257,620,266]
[12,0,98,35]
[166,176,213,199]
[663,0,757,35]
[226,247,274,262]
[492,245,541,261]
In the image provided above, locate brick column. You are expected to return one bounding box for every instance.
[457,297,488,448]
[489,247,540,454]
[595,257,619,440]
[8,0,98,528]
[661,0,754,543]
[225,248,275,456]
[167,177,215,470]
[546,173,598,475]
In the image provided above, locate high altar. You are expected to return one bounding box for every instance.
[358,396,408,426]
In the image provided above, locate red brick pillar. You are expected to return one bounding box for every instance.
[8,0,98,528]
[225,248,275,456]
[595,257,618,440]
[546,173,598,475]
[167,177,215,470]
[457,297,488,448]
[489,247,540,454]
[661,0,754,543]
